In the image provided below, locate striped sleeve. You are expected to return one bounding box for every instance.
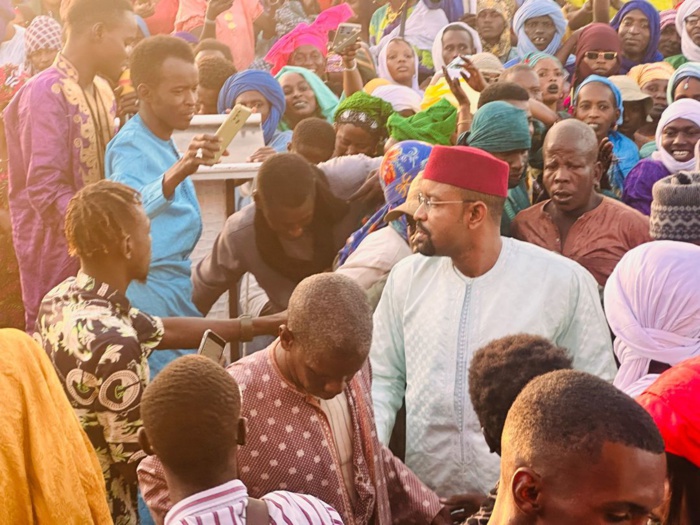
[262,491,344,525]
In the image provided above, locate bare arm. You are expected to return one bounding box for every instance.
[555,28,580,66]
[592,0,610,24]
[339,42,364,97]
[529,98,560,127]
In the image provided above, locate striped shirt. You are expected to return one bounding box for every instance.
[164,479,344,525]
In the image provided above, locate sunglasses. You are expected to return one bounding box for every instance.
[585,51,618,61]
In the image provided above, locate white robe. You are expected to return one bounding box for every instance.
[370,237,616,496]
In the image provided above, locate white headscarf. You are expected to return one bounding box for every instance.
[377,37,421,92]
[431,22,483,71]
[605,241,700,398]
[676,0,700,63]
[651,99,700,173]
[372,84,423,113]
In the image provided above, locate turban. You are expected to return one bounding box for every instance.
[677,0,700,62]
[667,62,700,103]
[364,78,391,94]
[275,66,339,130]
[372,84,423,114]
[217,70,286,144]
[466,101,532,153]
[611,1,662,72]
[522,51,563,70]
[477,0,515,59]
[334,91,394,138]
[574,74,624,125]
[627,61,675,88]
[660,8,678,31]
[264,3,353,75]
[423,145,509,197]
[573,23,621,87]
[387,99,457,145]
[431,22,483,71]
[513,0,567,57]
[651,99,700,173]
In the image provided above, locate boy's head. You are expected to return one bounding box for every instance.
[197,55,236,115]
[290,117,336,165]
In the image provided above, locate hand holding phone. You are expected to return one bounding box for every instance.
[331,23,362,54]
[213,104,253,163]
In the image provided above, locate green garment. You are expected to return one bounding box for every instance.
[386,99,457,145]
[275,66,339,131]
[466,101,532,152]
[501,180,531,237]
[665,54,689,69]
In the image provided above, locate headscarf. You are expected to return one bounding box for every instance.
[638,356,700,468]
[387,99,457,145]
[574,74,624,125]
[431,22,483,71]
[173,31,199,44]
[264,3,353,75]
[372,84,423,114]
[334,91,394,140]
[627,61,675,88]
[377,37,421,92]
[421,76,480,112]
[611,1,663,73]
[667,62,700,103]
[573,23,622,88]
[660,8,678,31]
[470,52,505,75]
[275,66,339,130]
[466,101,532,152]
[23,16,62,74]
[477,0,516,60]
[677,0,700,62]
[604,241,700,398]
[336,140,432,265]
[217,70,286,144]
[512,0,567,57]
[136,15,151,38]
[364,78,391,94]
[0,329,113,524]
[522,51,563,70]
[651,99,700,173]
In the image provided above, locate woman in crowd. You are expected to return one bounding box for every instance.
[218,69,293,156]
[637,356,700,525]
[512,0,568,60]
[475,0,518,64]
[605,240,700,399]
[658,9,681,59]
[275,65,339,130]
[668,0,700,68]
[610,0,662,74]
[524,51,567,114]
[623,99,700,215]
[0,329,112,523]
[333,90,393,157]
[627,61,675,145]
[667,63,700,104]
[377,37,421,93]
[573,74,639,195]
[23,15,61,76]
[570,23,622,92]
[431,22,482,71]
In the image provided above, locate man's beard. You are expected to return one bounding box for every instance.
[413,222,436,256]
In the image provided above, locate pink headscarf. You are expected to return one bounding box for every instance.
[264,3,353,75]
[660,9,678,31]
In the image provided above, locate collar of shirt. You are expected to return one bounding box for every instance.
[165,479,248,525]
[54,53,80,83]
[75,270,132,316]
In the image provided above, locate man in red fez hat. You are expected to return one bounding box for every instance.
[370,145,616,521]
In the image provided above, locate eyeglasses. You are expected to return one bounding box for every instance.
[686,15,700,26]
[584,51,618,61]
[417,193,475,211]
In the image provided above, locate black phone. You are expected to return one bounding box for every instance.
[197,329,226,363]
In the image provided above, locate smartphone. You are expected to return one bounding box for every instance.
[197,329,226,363]
[331,23,362,54]
[214,104,253,163]
[447,56,471,69]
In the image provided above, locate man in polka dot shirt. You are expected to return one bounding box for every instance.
[139,274,453,525]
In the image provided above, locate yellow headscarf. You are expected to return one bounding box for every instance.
[477,0,515,60]
[0,329,112,524]
[627,62,675,89]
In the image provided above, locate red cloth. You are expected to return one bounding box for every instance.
[145,0,178,35]
[422,145,509,198]
[637,356,700,468]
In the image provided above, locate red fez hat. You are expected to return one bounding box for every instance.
[637,357,700,468]
[422,145,509,198]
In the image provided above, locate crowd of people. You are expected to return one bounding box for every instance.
[0,0,699,523]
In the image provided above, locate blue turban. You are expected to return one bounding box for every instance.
[217,70,286,145]
[610,1,662,73]
[512,0,567,57]
[667,62,700,103]
[574,74,624,126]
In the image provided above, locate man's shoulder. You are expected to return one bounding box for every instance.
[262,490,342,523]
[505,237,591,280]
[223,203,257,236]
[512,200,546,224]
[601,196,649,224]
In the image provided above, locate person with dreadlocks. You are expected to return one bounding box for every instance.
[34,180,284,525]
[333,90,394,157]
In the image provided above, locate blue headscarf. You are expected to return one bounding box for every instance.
[667,62,700,103]
[336,141,432,265]
[217,70,286,145]
[610,1,662,73]
[574,74,624,125]
[512,0,567,57]
[135,16,151,38]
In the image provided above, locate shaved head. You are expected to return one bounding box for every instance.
[545,119,599,162]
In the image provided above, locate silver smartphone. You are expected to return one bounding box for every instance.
[197,329,226,363]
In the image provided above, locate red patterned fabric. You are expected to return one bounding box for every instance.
[422,145,509,198]
[138,344,443,525]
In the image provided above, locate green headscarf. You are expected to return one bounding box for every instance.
[334,91,394,138]
[386,99,458,146]
[275,66,340,131]
[467,101,531,153]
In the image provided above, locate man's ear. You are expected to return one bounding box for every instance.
[237,417,248,446]
[253,190,262,208]
[138,427,155,456]
[122,233,133,260]
[511,467,543,516]
[137,83,152,104]
[90,21,106,42]
[466,201,489,229]
[279,324,294,351]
